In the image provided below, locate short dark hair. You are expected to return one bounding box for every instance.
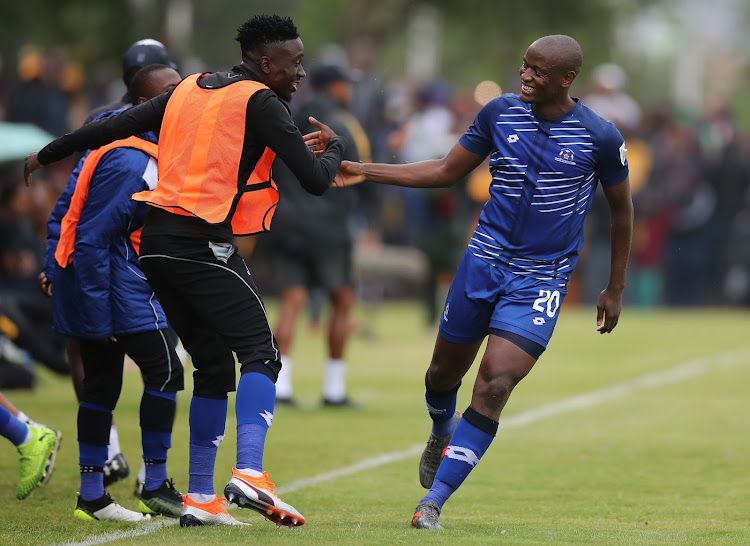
[235,14,299,53]
[128,63,171,101]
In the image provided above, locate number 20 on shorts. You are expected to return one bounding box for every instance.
[532,290,561,325]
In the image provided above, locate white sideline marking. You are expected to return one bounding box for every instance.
[278,346,750,495]
[57,518,177,545]
[57,347,750,545]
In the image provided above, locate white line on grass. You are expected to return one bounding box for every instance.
[58,346,750,545]
[57,518,177,546]
[278,346,750,494]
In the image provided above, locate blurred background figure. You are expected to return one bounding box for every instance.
[0,163,70,385]
[582,63,642,135]
[85,39,177,124]
[386,80,468,325]
[269,63,368,408]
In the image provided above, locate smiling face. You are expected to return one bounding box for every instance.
[519,43,565,106]
[262,37,306,102]
[518,37,579,119]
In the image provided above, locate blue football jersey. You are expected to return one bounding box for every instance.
[459,94,628,281]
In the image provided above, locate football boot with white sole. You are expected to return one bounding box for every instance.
[224,468,305,527]
[74,492,151,522]
[180,494,249,527]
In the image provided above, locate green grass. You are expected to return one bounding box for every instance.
[1,302,749,545]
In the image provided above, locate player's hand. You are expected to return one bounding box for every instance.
[24,152,42,187]
[303,116,337,156]
[595,286,623,334]
[37,271,52,297]
[333,160,366,188]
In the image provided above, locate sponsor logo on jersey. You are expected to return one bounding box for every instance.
[507,134,519,144]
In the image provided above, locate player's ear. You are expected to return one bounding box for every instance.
[561,70,576,89]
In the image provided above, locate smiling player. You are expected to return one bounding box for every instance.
[26,13,345,528]
[336,34,633,530]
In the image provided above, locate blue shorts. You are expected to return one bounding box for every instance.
[438,249,569,349]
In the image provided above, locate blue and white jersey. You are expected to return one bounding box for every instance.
[459,94,628,283]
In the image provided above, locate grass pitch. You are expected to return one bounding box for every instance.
[1,302,749,545]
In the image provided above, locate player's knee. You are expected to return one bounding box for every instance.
[475,371,524,410]
[426,365,462,392]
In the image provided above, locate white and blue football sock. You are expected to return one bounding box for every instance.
[423,406,498,508]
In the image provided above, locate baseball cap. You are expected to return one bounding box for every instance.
[309,64,352,91]
[121,39,177,86]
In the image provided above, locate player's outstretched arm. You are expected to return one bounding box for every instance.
[596,177,634,333]
[341,141,486,190]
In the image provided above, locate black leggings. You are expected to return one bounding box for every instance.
[79,328,183,409]
[139,233,281,398]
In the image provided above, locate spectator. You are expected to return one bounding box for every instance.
[270,63,367,408]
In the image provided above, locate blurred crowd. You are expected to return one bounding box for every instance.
[0,42,748,387]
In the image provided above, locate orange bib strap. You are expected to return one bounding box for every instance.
[55,136,158,267]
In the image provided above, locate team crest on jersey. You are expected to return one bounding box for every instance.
[554,147,576,165]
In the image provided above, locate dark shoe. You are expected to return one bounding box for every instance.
[419,411,461,489]
[139,478,183,518]
[103,453,130,487]
[410,500,444,530]
[322,397,360,409]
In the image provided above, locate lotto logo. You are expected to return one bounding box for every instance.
[533,317,546,325]
[444,446,480,467]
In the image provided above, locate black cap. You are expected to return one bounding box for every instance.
[309,64,351,91]
[122,39,176,86]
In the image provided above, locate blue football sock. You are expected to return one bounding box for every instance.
[141,389,176,490]
[79,468,105,501]
[188,396,227,495]
[424,372,460,437]
[0,405,29,446]
[235,372,275,473]
[421,478,456,508]
[426,407,498,508]
[144,461,168,490]
[79,437,108,501]
[77,402,111,501]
